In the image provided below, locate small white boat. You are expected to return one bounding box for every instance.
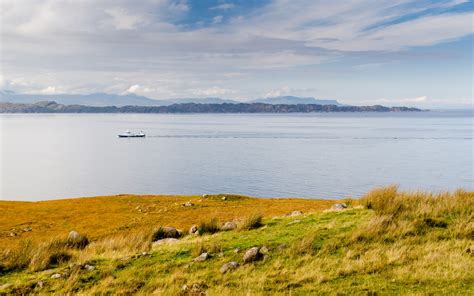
[118,130,146,138]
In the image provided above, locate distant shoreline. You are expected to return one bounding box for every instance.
[0,101,423,113]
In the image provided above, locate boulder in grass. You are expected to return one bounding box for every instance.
[221,221,237,231]
[331,203,348,211]
[193,252,210,262]
[152,226,181,241]
[182,201,194,207]
[152,238,180,248]
[67,231,89,249]
[220,261,239,274]
[189,225,199,235]
[260,245,270,255]
[243,247,262,263]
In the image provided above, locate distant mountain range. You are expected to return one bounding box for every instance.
[0,91,342,107]
[0,101,422,113]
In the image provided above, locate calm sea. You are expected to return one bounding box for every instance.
[1,111,472,201]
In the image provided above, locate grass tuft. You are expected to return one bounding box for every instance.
[198,218,220,235]
[238,213,264,231]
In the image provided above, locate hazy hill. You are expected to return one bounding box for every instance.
[250,96,342,106]
[0,101,422,113]
[0,91,341,107]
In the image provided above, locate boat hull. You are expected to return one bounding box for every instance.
[118,135,146,138]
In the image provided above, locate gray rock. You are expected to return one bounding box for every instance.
[221,196,227,201]
[193,252,210,262]
[84,264,95,271]
[221,221,237,231]
[260,245,270,254]
[331,203,348,210]
[243,247,262,263]
[51,273,62,279]
[67,230,89,248]
[220,261,239,273]
[152,226,181,241]
[287,210,303,217]
[152,238,180,247]
[189,225,198,235]
[68,230,80,240]
[183,201,194,207]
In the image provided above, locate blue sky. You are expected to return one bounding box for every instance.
[1,0,473,107]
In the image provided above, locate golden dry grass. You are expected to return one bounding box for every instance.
[1,188,472,295]
[0,194,335,250]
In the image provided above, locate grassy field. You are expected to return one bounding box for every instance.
[0,187,473,295]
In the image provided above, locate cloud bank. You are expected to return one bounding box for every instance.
[1,0,472,106]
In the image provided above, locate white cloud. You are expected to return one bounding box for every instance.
[213,15,224,24]
[40,86,59,94]
[1,0,472,104]
[192,86,235,96]
[264,86,316,98]
[371,96,428,104]
[104,7,143,30]
[126,84,141,93]
[210,3,235,10]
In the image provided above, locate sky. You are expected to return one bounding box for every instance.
[1,0,473,107]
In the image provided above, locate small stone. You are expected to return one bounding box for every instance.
[51,273,62,279]
[152,238,180,247]
[331,203,348,210]
[189,225,199,235]
[220,261,238,274]
[234,247,241,253]
[260,245,270,254]
[84,264,95,271]
[23,227,32,232]
[287,220,301,225]
[287,210,303,217]
[142,252,148,256]
[221,221,237,231]
[221,196,227,201]
[202,194,208,198]
[9,232,16,237]
[182,201,194,207]
[243,247,262,263]
[193,252,210,262]
[182,283,207,293]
